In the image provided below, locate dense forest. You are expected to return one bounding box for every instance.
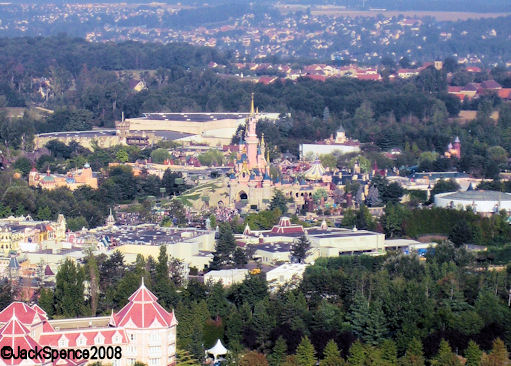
[22,241,511,365]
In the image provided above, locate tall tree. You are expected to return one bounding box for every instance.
[269,336,288,366]
[252,298,274,351]
[37,288,54,317]
[320,340,344,366]
[154,245,177,309]
[270,190,288,213]
[295,336,316,366]
[210,223,237,269]
[347,341,366,366]
[481,338,509,366]
[85,252,100,316]
[349,292,369,340]
[291,235,311,263]
[399,338,425,366]
[431,339,462,366]
[54,259,86,317]
[465,340,482,366]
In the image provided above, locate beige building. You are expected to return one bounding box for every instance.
[34,111,279,150]
[82,224,216,270]
[29,163,98,190]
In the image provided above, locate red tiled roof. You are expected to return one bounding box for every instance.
[448,86,463,93]
[498,88,511,99]
[0,315,45,365]
[0,302,46,325]
[39,328,128,348]
[112,282,177,328]
[356,73,381,81]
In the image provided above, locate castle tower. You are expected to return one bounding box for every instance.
[453,136,461,158]
[245,93,259,170]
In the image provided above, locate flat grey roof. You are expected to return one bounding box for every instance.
[438,190,511,201]
[37,130,116,138]
[140,112,250,122]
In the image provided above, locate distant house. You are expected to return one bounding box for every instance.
[466,66,482,73]
[258,76,278,85]
[129,79,147,93]
[397,68,419,79]
[480,79,502,90]
[498,88,511,101]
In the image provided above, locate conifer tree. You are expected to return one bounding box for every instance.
[295,336,316,366]
[210,223,236,269]
[154,245,177,309]
[54,258,86,317]
[320,340,344,366]
[465,340,482,366]
[366,185,382,207]
[38,288,54,317]
[270,190,288,213]
[176,348,200,366]
[399,338,425,366]
[85,251,100,316]
[291,235,311,263]
[365,300,387,345]
[269,336,288,366]
[225,307,242,347]
[349,292,369,339]
[381,339,398,365]
[252,298,274,351]
[347,340,366,366]
[431,339,462,366]
[481,338,509,366]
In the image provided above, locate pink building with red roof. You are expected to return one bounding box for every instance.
[0,281,177,366]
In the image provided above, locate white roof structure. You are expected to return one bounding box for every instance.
[304,160,326,180]
[266,263,308,289]
[206,339,228,362]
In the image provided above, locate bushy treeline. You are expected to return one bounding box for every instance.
[1,159,187,230]
[35,243,511,365]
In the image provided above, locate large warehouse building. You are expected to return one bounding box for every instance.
[434,190,511,215]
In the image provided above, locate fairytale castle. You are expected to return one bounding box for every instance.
[228,94,273,208]
[227,95,333,211]
[444,136,461,159]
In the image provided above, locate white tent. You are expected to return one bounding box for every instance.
[206,339,228,362]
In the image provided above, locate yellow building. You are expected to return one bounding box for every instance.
[29,163,98,190]
[0,214,67,255]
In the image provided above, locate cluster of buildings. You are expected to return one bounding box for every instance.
[448,79,511,102]
[28,164,98,191]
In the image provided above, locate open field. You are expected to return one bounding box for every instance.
[277,5,511,20]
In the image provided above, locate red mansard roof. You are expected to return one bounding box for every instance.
[270,217,305,234]
[0,302,47,326]
[112,281,177,329]
[39,328,128,348]
[0,315,45,365]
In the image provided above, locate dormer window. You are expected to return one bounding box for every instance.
[76,335,87,347]
[113,332,122,344]
[58,336,69,348]
[94,333,105,345]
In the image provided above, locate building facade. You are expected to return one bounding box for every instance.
[0,281,177,366]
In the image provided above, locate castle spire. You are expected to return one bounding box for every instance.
[250,92,255,115]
